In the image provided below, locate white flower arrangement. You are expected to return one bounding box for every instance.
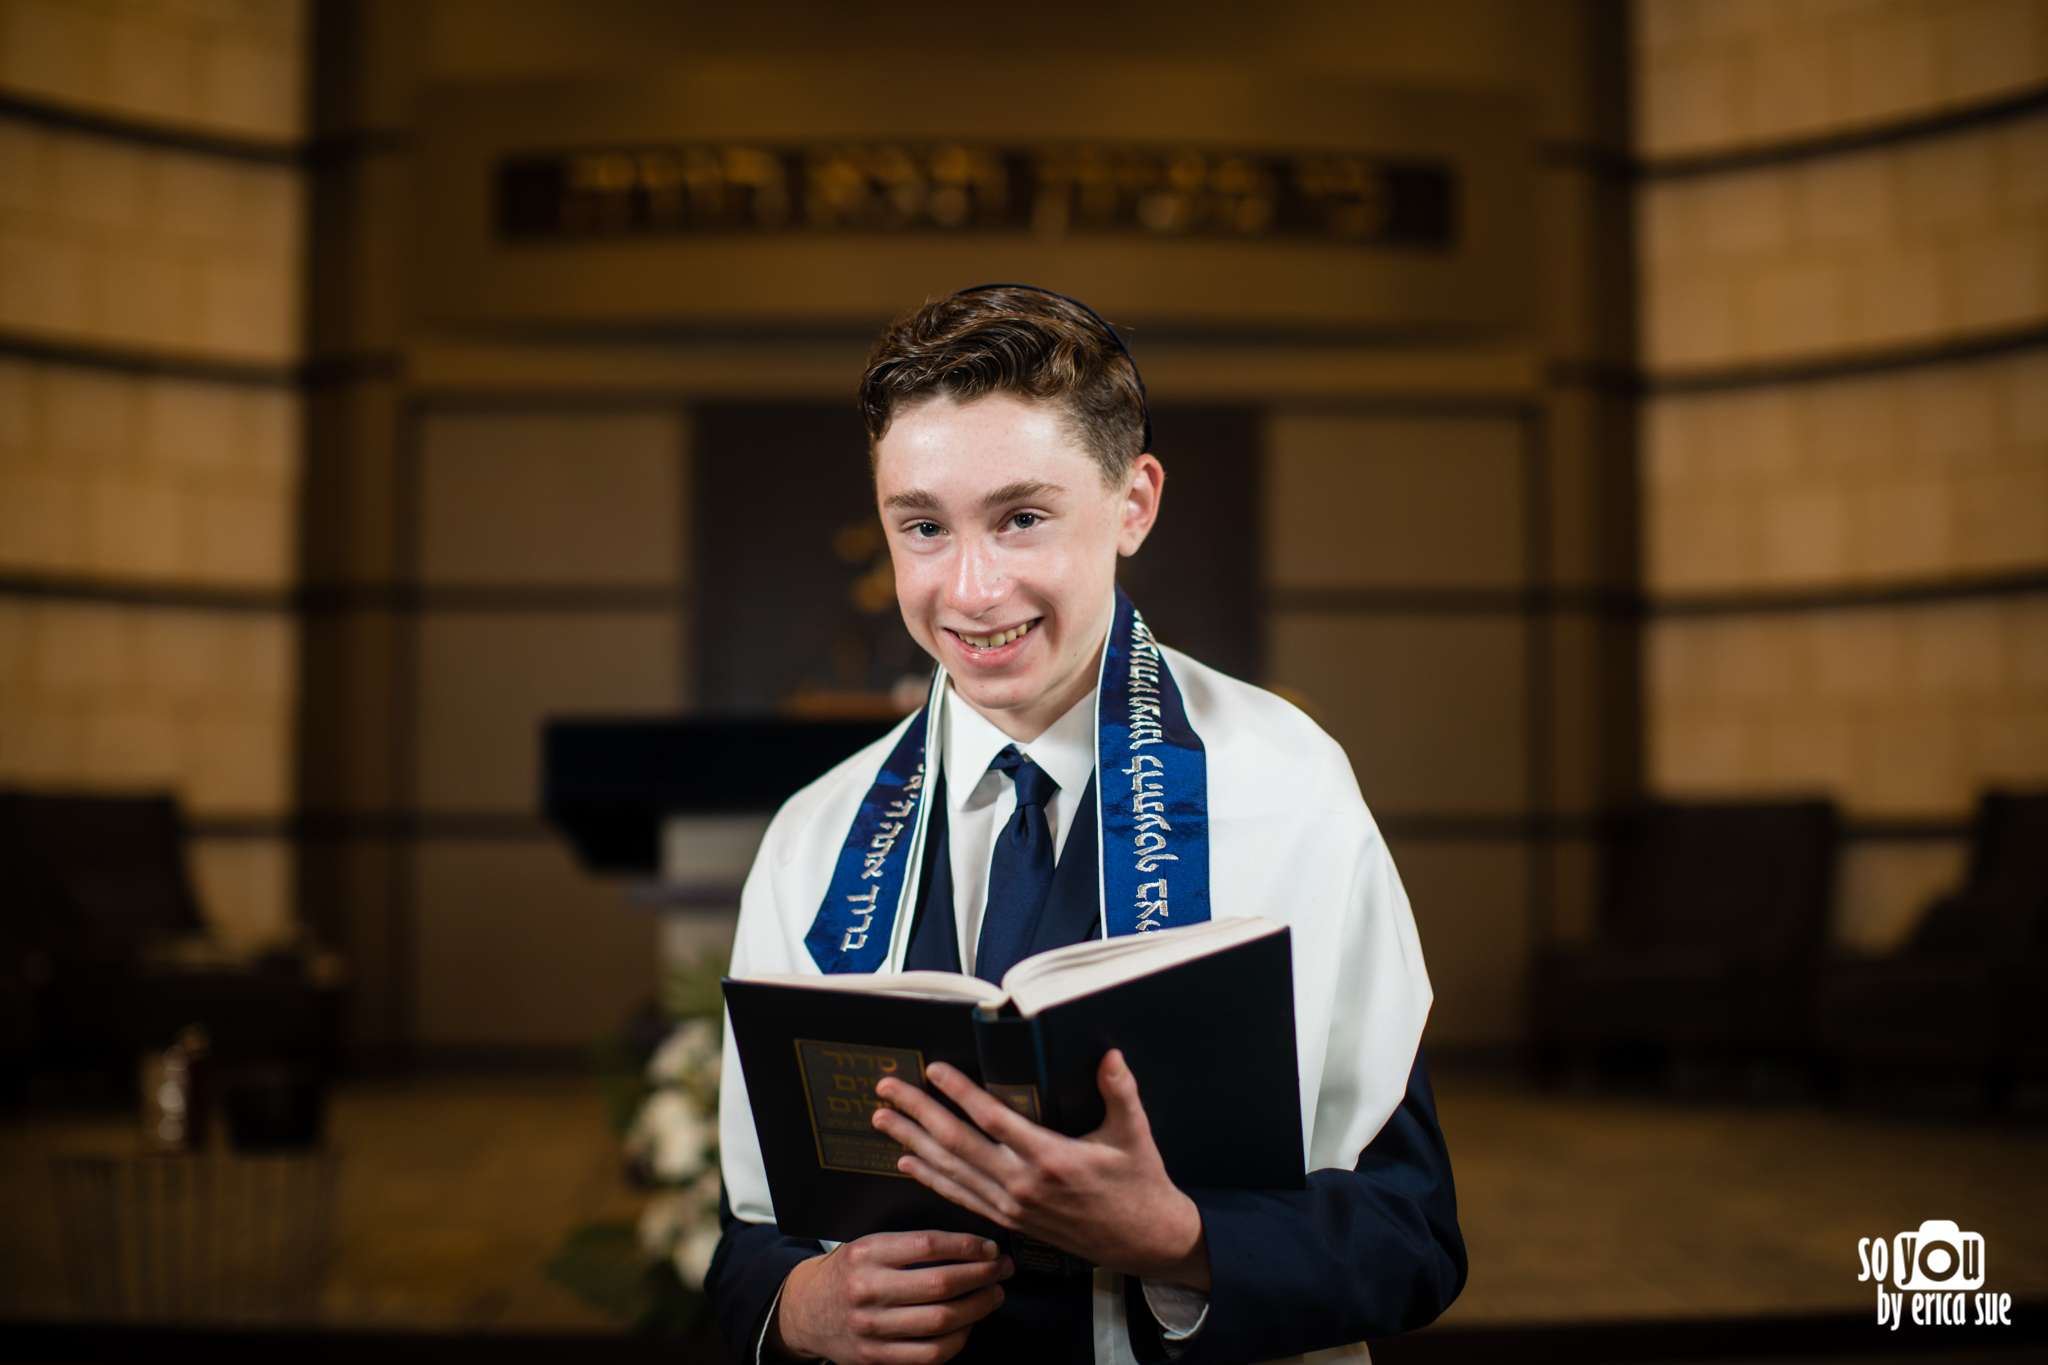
[547,956,731,1335]
[625,1018,725,1289]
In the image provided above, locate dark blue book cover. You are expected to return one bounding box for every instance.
[724,924,1304,1254]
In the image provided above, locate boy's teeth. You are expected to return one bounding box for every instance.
[961,621,1034,649]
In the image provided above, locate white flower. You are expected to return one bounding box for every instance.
[637,1189,691,1258]
[647,1019,721,1088]
[627,1089,711,1183]
[675,1223,723,1289]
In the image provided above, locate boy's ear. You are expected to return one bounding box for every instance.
[1118,454,1166,557]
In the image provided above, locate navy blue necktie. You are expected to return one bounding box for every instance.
[974,746,1060,983]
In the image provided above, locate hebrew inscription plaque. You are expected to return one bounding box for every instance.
[498,142,1454,248]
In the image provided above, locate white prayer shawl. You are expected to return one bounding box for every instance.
[718,644,1432,1365]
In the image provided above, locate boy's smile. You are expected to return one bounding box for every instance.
[872,392,1163,742]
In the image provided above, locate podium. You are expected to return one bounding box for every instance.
[542,717,898,968]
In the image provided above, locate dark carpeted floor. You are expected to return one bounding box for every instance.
[2,1066,2042,1340]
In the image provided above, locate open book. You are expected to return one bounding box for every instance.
[724,917,1304,1269]
[744,915,1285,1016]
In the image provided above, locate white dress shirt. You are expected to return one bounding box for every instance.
[939,681,1099,974]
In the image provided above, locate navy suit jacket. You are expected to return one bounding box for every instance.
[705,774,1467,1362]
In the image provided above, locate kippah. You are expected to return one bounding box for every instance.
[952,283,1153,454]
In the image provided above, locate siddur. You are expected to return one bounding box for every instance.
[723,917,1304,1269]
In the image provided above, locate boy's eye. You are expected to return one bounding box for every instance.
[1009,512,1040,530]
[910,521,942,537]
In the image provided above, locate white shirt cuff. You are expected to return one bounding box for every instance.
[754,1275,790,1363]
[1139,1278,1211,1343]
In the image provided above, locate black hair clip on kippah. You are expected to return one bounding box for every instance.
[953,283,1153,453]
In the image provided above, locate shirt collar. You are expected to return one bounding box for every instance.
[942,680,1098,809]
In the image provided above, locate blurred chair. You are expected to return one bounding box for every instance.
[0,790,342,1105]
[1540,800,1839,1078]
[1815,790,2048,1100]
[53,1151,338,1322]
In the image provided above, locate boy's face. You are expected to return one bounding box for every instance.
[874,392,1163,741]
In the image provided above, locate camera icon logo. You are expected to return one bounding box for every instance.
[1893,1220,1984,1292]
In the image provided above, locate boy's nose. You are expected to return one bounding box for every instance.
[948,537,1007,611]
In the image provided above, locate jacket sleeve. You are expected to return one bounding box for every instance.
[703,1189,823,1364]
[1161,1049,1466,1365]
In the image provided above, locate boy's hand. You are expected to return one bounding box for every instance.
[872,1050,1210,1289]
[770,1231,1012,1363]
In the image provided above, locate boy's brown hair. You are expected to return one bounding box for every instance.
[858,286,1149,486]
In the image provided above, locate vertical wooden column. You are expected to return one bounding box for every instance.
[1531,0,1645,959]
[298,0,417,1065]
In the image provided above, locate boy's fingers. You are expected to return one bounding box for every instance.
[923,1064,1057,1157]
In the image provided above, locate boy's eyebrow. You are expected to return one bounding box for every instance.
[882,481,1063,512]
[982,480,1061,508]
